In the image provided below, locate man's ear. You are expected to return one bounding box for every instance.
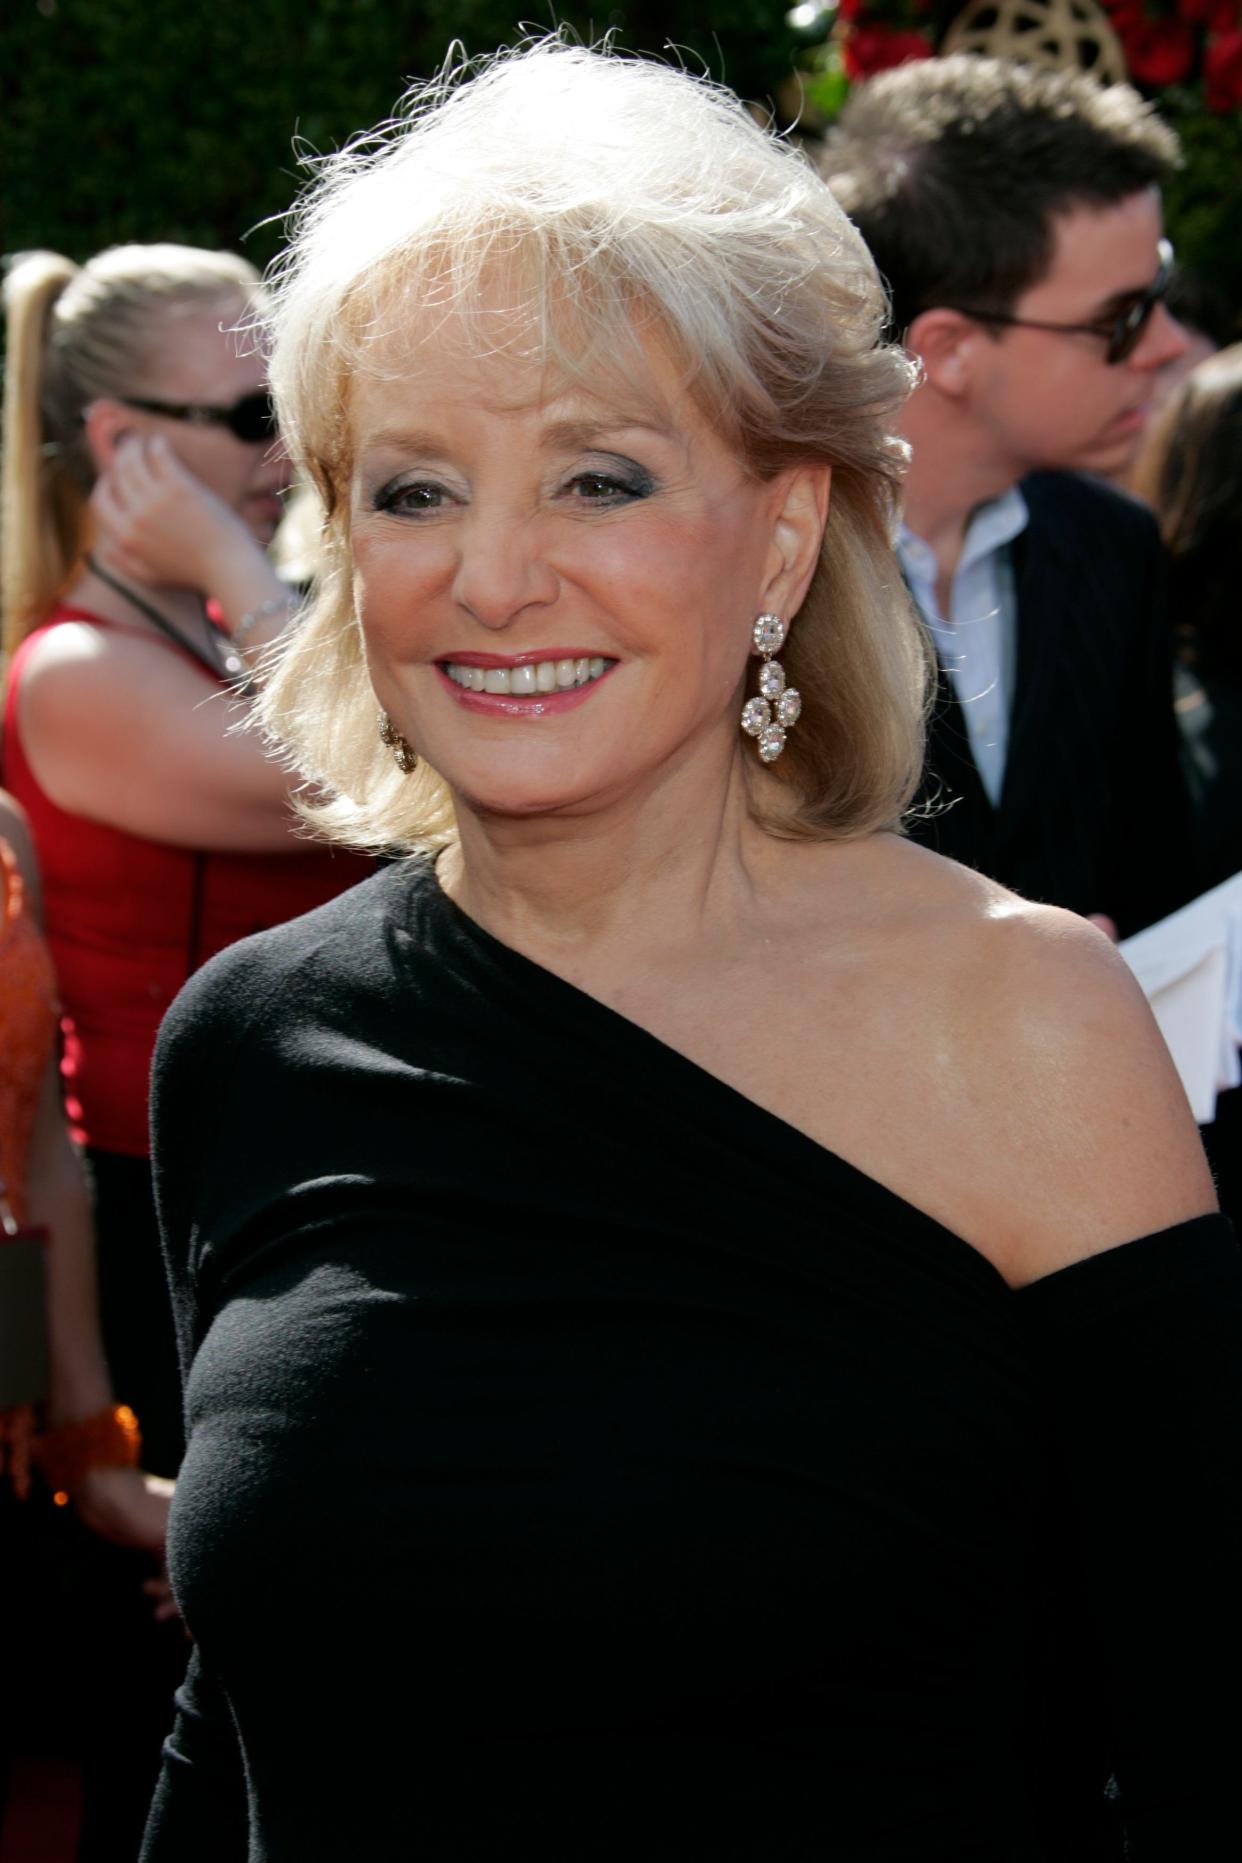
[81,398,137,474]
[761,463,832,621]
[904,309,984,398]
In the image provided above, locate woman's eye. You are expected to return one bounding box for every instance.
[376,481,448,517]
[564,468,652,506]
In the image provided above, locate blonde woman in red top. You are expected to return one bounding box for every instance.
[1,246,370,1479]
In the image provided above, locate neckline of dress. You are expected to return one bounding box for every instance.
[405,856,1016,1299]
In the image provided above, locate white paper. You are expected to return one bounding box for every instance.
[1119,871,1242,1124]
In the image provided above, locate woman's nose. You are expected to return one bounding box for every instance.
[452,513,558,629]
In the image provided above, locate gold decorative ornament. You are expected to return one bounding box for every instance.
[942,0,1127,83]
[378,711,417,774]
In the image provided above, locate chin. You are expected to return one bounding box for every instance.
[460,783,600,823]
[446,754,627,824]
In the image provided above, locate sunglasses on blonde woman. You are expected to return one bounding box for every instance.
[119,387,278,442]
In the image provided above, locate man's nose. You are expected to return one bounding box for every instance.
[1133,303,1190,372]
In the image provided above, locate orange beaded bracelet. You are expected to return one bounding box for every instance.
[32,1403,142,1505]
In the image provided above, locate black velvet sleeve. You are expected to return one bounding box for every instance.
[139,1646,249,1860]
[1016,1214,1242,1855]
[140,938,275,1859]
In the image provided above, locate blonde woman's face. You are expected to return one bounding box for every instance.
[132,302,291,545]
[346,321,805,823]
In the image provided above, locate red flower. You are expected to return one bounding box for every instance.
[1118,19,1196,85]
[842,25,934,81]
[1205,27,1242,107]
[1176,0,1219,21]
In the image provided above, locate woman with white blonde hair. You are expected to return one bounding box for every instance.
[143,40,1238,1861]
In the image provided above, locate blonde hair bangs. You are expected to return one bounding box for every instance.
[259,38,930,852]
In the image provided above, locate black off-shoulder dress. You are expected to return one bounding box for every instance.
[141,860,1241,1861]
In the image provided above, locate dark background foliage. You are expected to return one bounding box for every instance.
[2,2,1235,319]
[0,1,799,269]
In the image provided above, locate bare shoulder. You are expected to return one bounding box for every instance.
[920,867,1216,1286]
[20,616,195,716]
[786,836,1216,1287]
[16,617,230,814]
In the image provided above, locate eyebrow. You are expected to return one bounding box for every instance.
[1086,286,1147,321]
[1084,265,1164,322]
[356,412,677,460]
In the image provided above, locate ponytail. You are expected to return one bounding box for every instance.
[1,241,262,659]
[2,252,85,658]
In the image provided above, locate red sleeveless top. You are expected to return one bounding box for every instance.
[2,608,372,1157]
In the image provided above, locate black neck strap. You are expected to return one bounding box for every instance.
[84,556,247,687]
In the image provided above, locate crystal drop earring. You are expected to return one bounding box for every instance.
[740,613,800,764]
[377,710,417,775]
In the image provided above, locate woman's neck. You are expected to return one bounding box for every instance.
[68,554,204,634]
[438,737,782,974]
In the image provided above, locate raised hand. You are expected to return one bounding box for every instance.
[89,433,266,595]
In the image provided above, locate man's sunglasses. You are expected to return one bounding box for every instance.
[946,240,1175,367]
[120,387,278,443]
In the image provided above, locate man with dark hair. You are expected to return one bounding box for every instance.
[822,54,1193,936]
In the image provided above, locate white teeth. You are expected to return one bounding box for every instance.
[443,656,613,695]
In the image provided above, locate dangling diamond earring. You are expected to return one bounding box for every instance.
[377,710,417,774]
[740,613,801,764]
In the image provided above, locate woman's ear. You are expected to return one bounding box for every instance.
[762,463,832,619]
[81,398,136,474]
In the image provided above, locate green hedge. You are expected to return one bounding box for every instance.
[0,2,799,268]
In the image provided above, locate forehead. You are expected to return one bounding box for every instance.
[1026,187,1164,311]
[147,298,266,399]
[343,293,697,446]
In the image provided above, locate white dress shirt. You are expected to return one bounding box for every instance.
[898,488,1030,807]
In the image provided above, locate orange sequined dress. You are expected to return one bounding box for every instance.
[0,835,58,1228]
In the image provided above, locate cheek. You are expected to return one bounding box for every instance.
[351,532,448,662]
[565,504,768,651]
[176,436,248,504]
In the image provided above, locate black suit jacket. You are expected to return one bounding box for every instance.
[906,471,1193,938]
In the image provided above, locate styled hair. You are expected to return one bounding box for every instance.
[1132,344,1242,685]
[820,54,1180,339]
[259,38,930,853]
[1,243,259,656]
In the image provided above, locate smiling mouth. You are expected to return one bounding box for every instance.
[441,655,613,695]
